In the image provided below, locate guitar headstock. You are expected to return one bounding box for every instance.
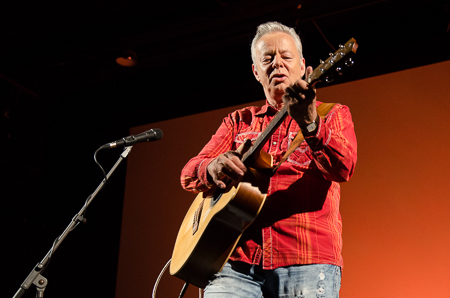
[307,38,358,86]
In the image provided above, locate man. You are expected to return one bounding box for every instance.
[180,21,357,298]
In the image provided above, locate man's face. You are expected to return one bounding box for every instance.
[252,32,305,108]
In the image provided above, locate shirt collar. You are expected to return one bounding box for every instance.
[255,100,279,117]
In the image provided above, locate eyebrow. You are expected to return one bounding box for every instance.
[262,49,293,55]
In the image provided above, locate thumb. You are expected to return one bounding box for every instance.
[305,66,317,91]
[305,66,313,81]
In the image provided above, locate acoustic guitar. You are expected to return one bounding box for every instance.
[170,38,358,288]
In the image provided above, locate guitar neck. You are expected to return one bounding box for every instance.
[241,106,288,165]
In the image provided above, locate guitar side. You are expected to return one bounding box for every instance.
[170,177,267,288]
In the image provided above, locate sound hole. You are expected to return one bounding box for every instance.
[210,189,223,207]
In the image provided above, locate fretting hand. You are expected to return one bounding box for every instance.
[282,66,318,127]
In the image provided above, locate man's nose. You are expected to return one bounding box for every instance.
[272,54,283,68]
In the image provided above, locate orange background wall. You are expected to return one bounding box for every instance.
[116,60,450,298]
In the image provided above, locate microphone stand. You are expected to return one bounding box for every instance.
[12,146,134,298]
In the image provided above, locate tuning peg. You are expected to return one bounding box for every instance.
[325,75,334,83]
[328,56,335,65]
[345,58,355,67]
[336,67,343,75]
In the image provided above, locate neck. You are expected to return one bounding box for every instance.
[267,97,284,110]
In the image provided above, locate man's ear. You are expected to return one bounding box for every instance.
[300,58,306,78]
[252,64,261,82]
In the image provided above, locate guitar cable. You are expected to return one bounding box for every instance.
[178,282,190,298]
[152,259,171,298]
[152,259,198,298]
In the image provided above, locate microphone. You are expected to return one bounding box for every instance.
[101,128,163,149]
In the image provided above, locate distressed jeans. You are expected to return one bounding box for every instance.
[203,261,341,298]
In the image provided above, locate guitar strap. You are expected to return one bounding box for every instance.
[271,102,336,174]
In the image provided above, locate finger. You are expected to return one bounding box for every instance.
[285,86,302,102]
[209,161,229,189]
[208,153,245,189]
[305,65,313,78]
[222,152,246,178]
[291,77,309,92]
[304,66,317,92]
[291,77,316,102]
[214,178,227,190]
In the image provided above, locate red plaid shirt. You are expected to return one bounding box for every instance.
[181,100,357,269]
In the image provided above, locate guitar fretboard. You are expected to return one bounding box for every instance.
[241,106,288,166]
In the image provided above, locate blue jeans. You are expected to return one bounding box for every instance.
[204,261,341,298]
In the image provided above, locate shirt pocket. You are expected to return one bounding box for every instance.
[233,131,261,150]
[286,132,313,168]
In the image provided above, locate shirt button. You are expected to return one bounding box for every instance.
[272,141,277,145]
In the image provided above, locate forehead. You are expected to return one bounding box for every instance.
[255,32,297,54]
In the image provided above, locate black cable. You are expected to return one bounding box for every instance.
[178,283,189,298]
[94,147,107,186]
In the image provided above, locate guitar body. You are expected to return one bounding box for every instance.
[170,162,271,288]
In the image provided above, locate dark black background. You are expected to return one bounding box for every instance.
[2,0,449,297]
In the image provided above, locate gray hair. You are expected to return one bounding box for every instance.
[251,21,303,65]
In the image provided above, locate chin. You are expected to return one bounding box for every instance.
[272,85,288,96]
